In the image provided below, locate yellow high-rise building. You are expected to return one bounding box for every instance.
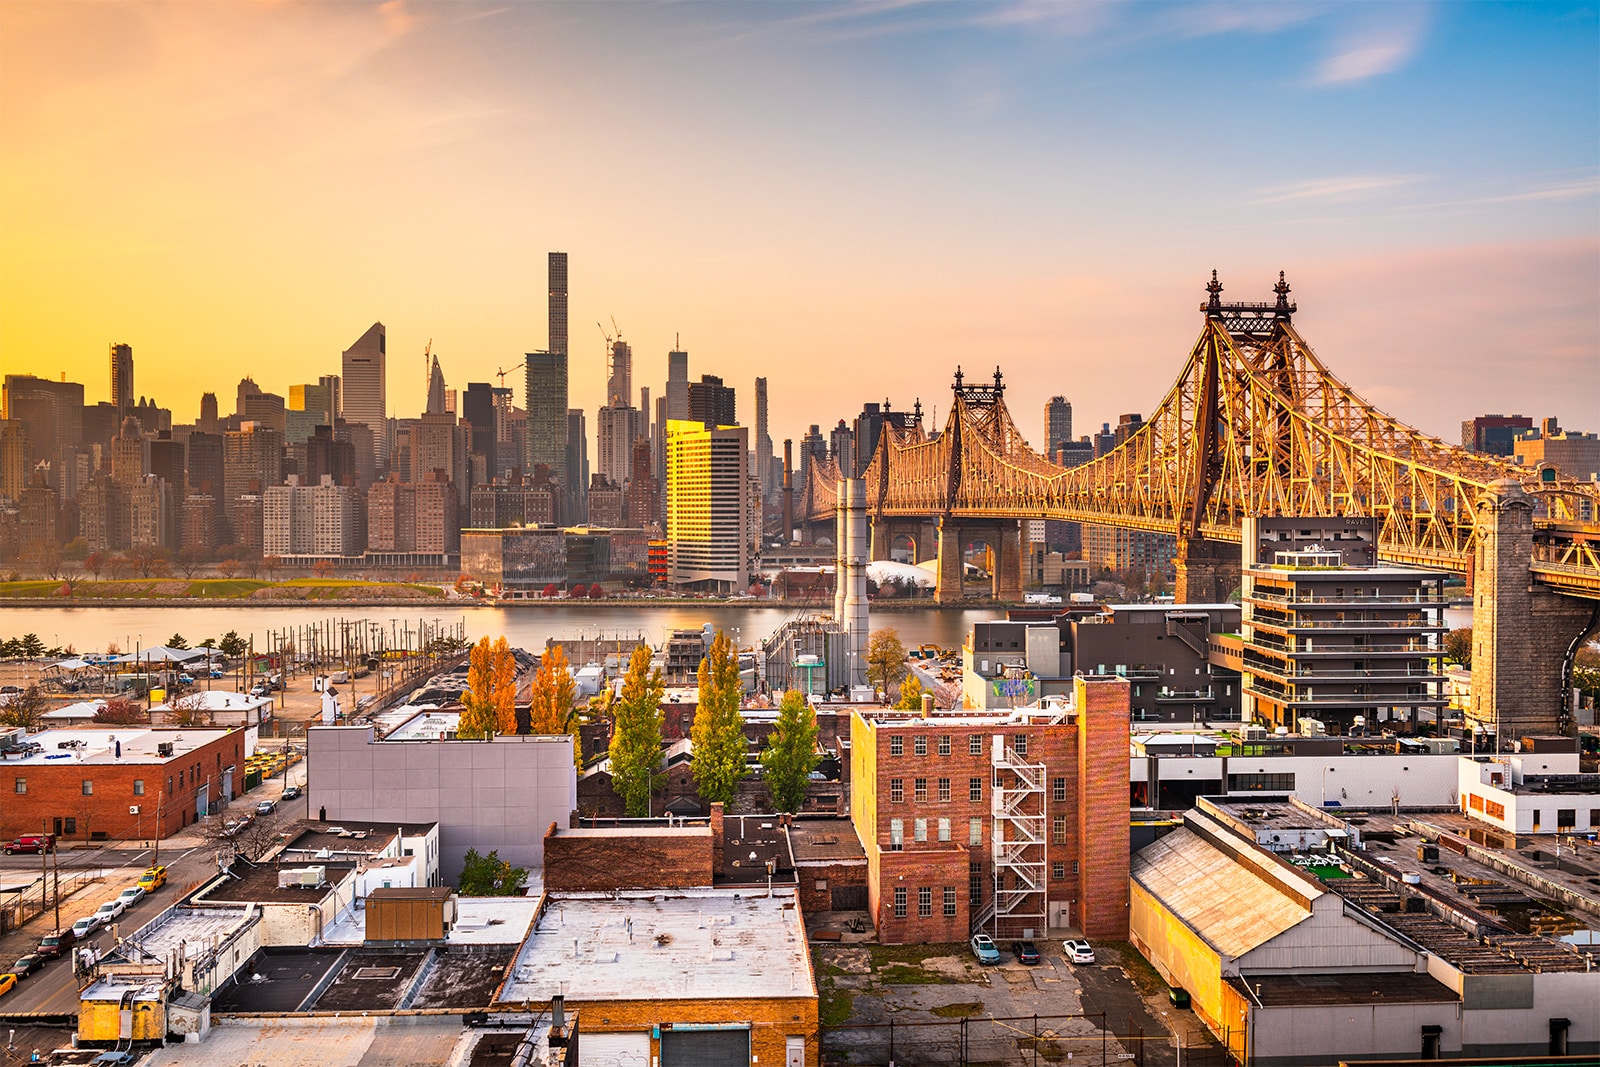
[665,419,749,594]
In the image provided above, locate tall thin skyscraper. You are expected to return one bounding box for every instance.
[425,353,448,415]
[110,343,133,419]
[566,408,588,523]
[666,344,689,421]
[198,393,220,435]
[548,252,568,363]
[754,377,773,502]
[1045,396,1073,456]
[526,253,570,481]
[341,322,388,470]
[606,340,632,408]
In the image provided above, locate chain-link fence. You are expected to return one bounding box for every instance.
[821,1013,1235,1067]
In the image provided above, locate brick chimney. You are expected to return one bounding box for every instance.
[710,801,725,875]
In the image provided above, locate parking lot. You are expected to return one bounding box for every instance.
[815,939,1226,1066]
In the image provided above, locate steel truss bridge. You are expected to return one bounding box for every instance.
[803,273,1600,599]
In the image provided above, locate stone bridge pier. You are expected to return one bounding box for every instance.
[1175,537,1242,604]
[870,518,937,564]
[1470,479,1600,738]
[933,517,1024,604]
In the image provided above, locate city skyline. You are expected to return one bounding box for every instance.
[1,1,1595,448]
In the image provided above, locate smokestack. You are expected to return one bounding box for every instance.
[834,478,848,623]
[842,478,869,689]
[782,438,794,544]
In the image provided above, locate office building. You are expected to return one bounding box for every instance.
[566,408,587,523]
[2,374,84,479]
[687,374,736,428]
[17,473,59,561]
[1239,516,1447,735]
[665,344,688,421]
[127,474,174,550]
[340,322,388,470]
[606,338,631,407]
[625,437,660,529]
[0,420,26,502]
[289,376,340,424]
[197,391,220,434]
[525,352,567,476]
[586,476,625,528]
[595,404,640,485]
[110,342,134,420]
[1461,413,1533,456]
[223,422,283,510]
[666,420,750,594]
[78,474,127,552]
[461,382,507,482]
[1513,416,1600,479]
[828,419,854,478]
[1044,396,1072,454]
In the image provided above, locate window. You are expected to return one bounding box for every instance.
[969,862,984,901]
[914,778,928,802]
[133,780,145,796]
[938,818,951,842]
[914,736,927,756]
[969,734,983,755]
[893,887,907,917]
[1228,773,1296,792]
[1072,861,1080,875]
[918,886,932,917]
[64,818,76,834]
[1531,808,1541,831]
[1053,815,1067,844]
[890,735,903,756]
[914,818,927,842]
[1052,776,1067,803]
[969,776,983,802]
[1484,799,1505,820]
[13,778,24,795]
[937,777,951,802]
[969,818,983,845]
[938,735,951,756]
[1013,733,1028,755]
[890,778,904,803]
[1053,862,1065,881]
[167,776,173,795]
[890,819,904,851]
[1591,809,1600,828]
[1557,808,1576,830]
[82,780,93,796]
[943,886,957,917]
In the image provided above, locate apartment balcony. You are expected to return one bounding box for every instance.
[1245,589,1447,608]
[1155,687,1216,703]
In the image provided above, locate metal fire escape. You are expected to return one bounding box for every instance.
[972,734,1047,937]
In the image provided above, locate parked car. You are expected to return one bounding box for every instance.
[1064,939,1095,965]
[10,954,45,979]
[0,974,15,998]
[117,886,145,908]
[1011,940,1041,965]
[137,866,167,892]
[3,834,55,855]
[71,916,101,940]
[36,929,76,959]
[256,799,277,815]
[970,933,1001,965]
[93,899,126,923]
[282,784,302,801]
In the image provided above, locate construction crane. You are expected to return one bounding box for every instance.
[495,360,525,389]
[421,338,433,395]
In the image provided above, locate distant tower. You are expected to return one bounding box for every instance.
[548,252,568,363]
[341,323,388,470]
[566,407,588,522]
[110,343,133,420]
[425,352,448,415]
[606,339,632,408]
[198,392,220,435]
[755,377,773,502]
[1045,396,1072,456]
[666,343,689,421]
[527,253,570,481]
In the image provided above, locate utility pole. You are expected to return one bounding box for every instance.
[152,790,164,868]
[39,819,49,926]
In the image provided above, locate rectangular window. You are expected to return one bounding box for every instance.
[890,778,904,803]
[1013,733,1028,755]
[969,776,983,802]
[167,776,173,795]
[894,887,907,917]
[890,819,904,851]
[938,735,951,756]
[969,818,983,846]
[890,735,903,757]
[1053,862,1065,881]
[938,817,951,842]
[1072,860,1080,875]
[1557,808,1576,829]
[82,780,93,796]
[918,886,932,917]
[13,778,24,795]
[938,777,950,802]
[943,886,957,917]
[1052,815,1067,844]
[914,818,928,842]
[1052,776,1067,803]
[914,778,927,802]
[1227,773,1296,792]
[1591,809,1600,828]
[969,862,983,901]
[1484,800,1505,820]
[1531,808,1541,830]
[133,780,145,796]
[969,734,982,755]
[64,818,77,835]
[914,736,927,756]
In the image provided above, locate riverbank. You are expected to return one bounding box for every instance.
[0,593,989,610]
[0,578,446,602]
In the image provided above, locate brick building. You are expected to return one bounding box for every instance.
[1,726,248,842]
[849,676,1130,944]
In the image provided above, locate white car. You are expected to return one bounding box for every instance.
[116,886,145,908]
[93,900,126,923]
[1064,939,1095,964]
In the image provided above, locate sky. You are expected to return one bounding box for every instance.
[1,0,1596,451]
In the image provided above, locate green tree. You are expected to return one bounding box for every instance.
[761,690,819,814]
[18,633,45,659]
[1444,628,1472,668]
[691,630,747,805]
[895,673,927,710]
[610,644,666,816]
[457,636,499,739]
[457,847,529,896]
[168,633,189,650]
[218,631,247,658]
[866,628,908,696]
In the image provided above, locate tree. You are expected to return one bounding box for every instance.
[312,559,335,579]
[128,545,170,579]
[609,643,665,816]
[528,644,576,736]
[216,558,242,579]
[19,633,45,658]
[0,685,47,729]
[93,698,147,725]
[457,636,499,739]
[1444,628,1472,668]
[588,584,606,599]
[218,631,248,658]
[895,673,927,711]
[457,847,528,896]
[491,636,518,736]
[165,693,213,727]
[168,633,189,650]
[761,690,819,814]
[691,630,747,805]
[84,551,105,579]
[175,546,210,579]
[542,583,559,598]
[63,536,89,561]
[866,628,908,696]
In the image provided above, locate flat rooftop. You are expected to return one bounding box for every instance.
[4,726,237,765]
[384,708,462,740]
[197,861,355,904]
[212,948,343,1013]
[123,906,253,963]
[788,818,867,864]
[1228,971,1457,1007]
[282,819,435,856]
[142,1016,488,1066]
[499,887,814,1003]
[320,894,540,948]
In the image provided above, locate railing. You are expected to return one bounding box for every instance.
[1256,617,1447,630]
[1156,688,1215,702]
[1247,590,1448,606]
[0,870,99,935]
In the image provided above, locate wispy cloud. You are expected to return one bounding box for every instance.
[1479,176,1600,204]
[1314,6,1429,85]
[1252,174,1427,205]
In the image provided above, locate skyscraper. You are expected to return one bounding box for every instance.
[596,405,640,485]
[110,343,133,420]
[341,323,388,470]
[526,253,569,481]
[426,353,448,416]
[1045,396,1072,456]
[755,377,773,502]
[666,420,750,594]
[666,345,689,421]
[198,392,220,434]
[548,251,568,364]
[606,339,632,408]
[688,375,736,428]
[566,408,588,523]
